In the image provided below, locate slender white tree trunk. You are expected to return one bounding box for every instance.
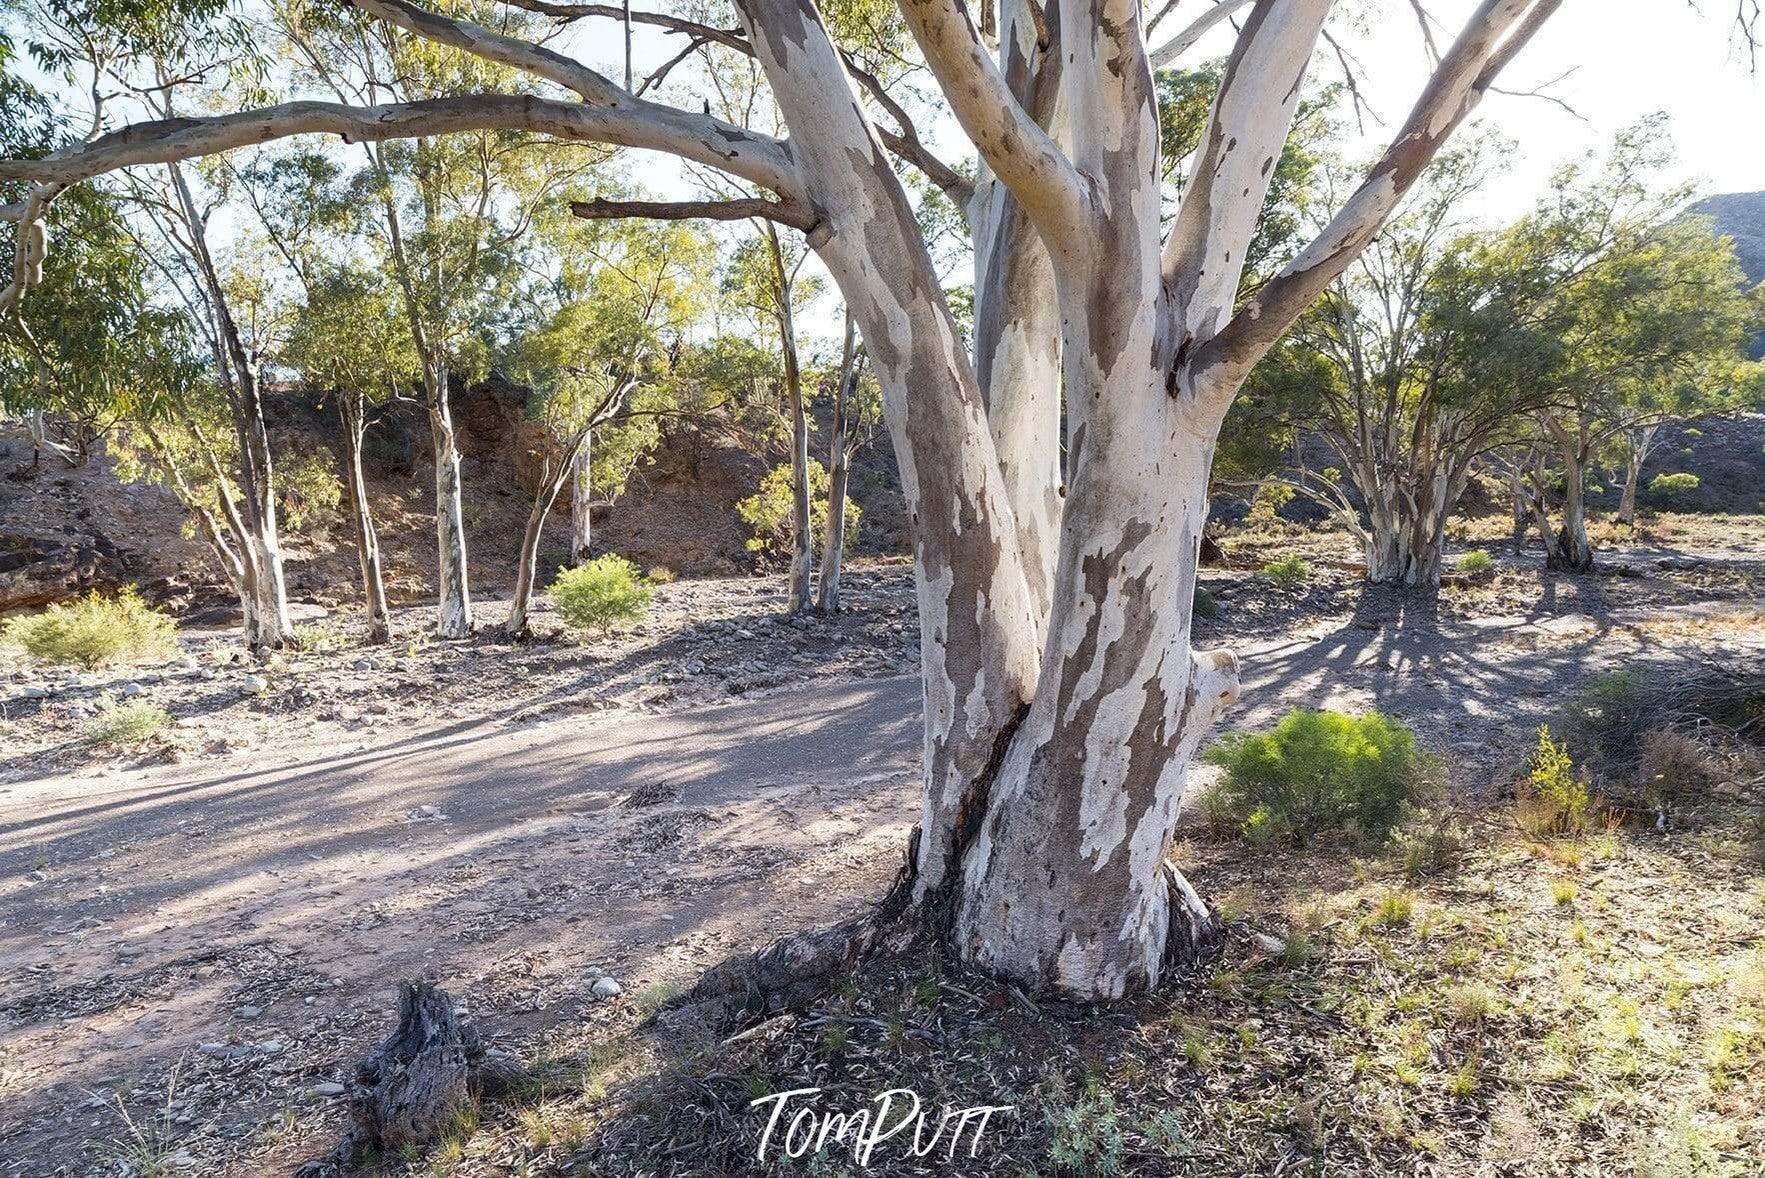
[508,431,586,638]
[1553,449,1594,570]
[569,436,593,565]
[341,394,392,644]
[816,316,858,613]
[425,357,474,638]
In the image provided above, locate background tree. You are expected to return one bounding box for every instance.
[1488,123,1762,569]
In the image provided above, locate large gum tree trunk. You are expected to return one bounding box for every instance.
[340,393,392,644]
[1551,449,1594,571]
[426,359,474,638]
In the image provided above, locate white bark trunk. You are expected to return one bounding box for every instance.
[817,317,858,614]
[341,395,392,644]
[508,432,586,638]
[569,436,593,565]
[426,360,474,638]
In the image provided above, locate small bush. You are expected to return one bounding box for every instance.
[736,460,861,559]
[86,698,171,745]
[1261,554,1313,590]
[549,555,653,633]
[1516,725,1593,839]
[1394,808,1467,879]
[1648,472,1700,497]
[1456,549,1494,576]
[645,565,676,585]
[2,588,178,669]
[293,620,348,653]
[1201,709,1432,846]
[1192,585,1219,619]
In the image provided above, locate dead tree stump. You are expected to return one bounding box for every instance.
[297,981,524,1174]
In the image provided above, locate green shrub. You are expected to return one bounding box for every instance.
[1201,709,1432,846]
[1261,554,1313,590]
[1649,472,1700,497]
[2,588,178,669]
[86,698,171,745]
[1192,584,1219,619]
[1517,725,1593,838]
[1456,549,1493,576]
[645,565,676,585]
[549,555,653,633]
[736,460,861,558]
[276,447,342,534]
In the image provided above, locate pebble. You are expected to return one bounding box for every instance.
[309,1081,345,1098]
[20,686,49,700]
[237,1005,261,1020]
[352,657,381,672]
[590,976,623,1000]
[242,674,269,694]
[120,683,144,698]
[410,805,445,821]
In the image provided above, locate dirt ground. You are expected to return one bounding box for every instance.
[2,526,1764,1175]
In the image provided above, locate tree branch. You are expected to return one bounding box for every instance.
[570,195,819,233]
[349,0,620,103]
[1196,0,1563,392]
[1162,0,1333,349]
[895,0,1088,246]
[1148,0,1257,68]
[0,95,802,201]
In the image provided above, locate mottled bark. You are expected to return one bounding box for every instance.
[763,225,814,615]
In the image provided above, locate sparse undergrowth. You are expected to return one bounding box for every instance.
[393,803,1764,1176]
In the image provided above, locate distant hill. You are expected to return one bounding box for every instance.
[1691,191,1765,359]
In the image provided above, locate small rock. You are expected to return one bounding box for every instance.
[20,685,49,700]
[590,976,623,1000]
[308,1081,345,1098]
[242,674,269,694]
[256,1040,284,1055]
[352,657,381,672]
[1249,930,1288,956]
[120,682,145,698]
[237,1005,261,1020]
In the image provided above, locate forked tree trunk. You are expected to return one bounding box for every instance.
[817,316,859,613]
[508,429,588,638]
[569,436,593,564]
[425,358,474,638]
[339,393,392,644]
[1615,423,1658,525]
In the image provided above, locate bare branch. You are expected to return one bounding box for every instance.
[570,194,818,233]
[1197,0,1564,391]
[1149,0,1257,68]
[349,0,619,102]
[896,0,1089,245]
[0,95,803,200]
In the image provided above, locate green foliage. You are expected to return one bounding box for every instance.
[1202,709,1432,846]
[737,460,861,558]
[86,698,171,746]
[275,448,341,534]
[1261,554,1313,589]
[2,588,177,669]
[1520,725,1593,839]
[1192,585,1219,619]
[1044,1082,1125,1175]
[1648,472,1701,496]
[1456,549,1494,576]
[549,556,652,634]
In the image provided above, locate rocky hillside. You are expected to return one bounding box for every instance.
[1692,189,1765,357]
[0,381,910,618]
